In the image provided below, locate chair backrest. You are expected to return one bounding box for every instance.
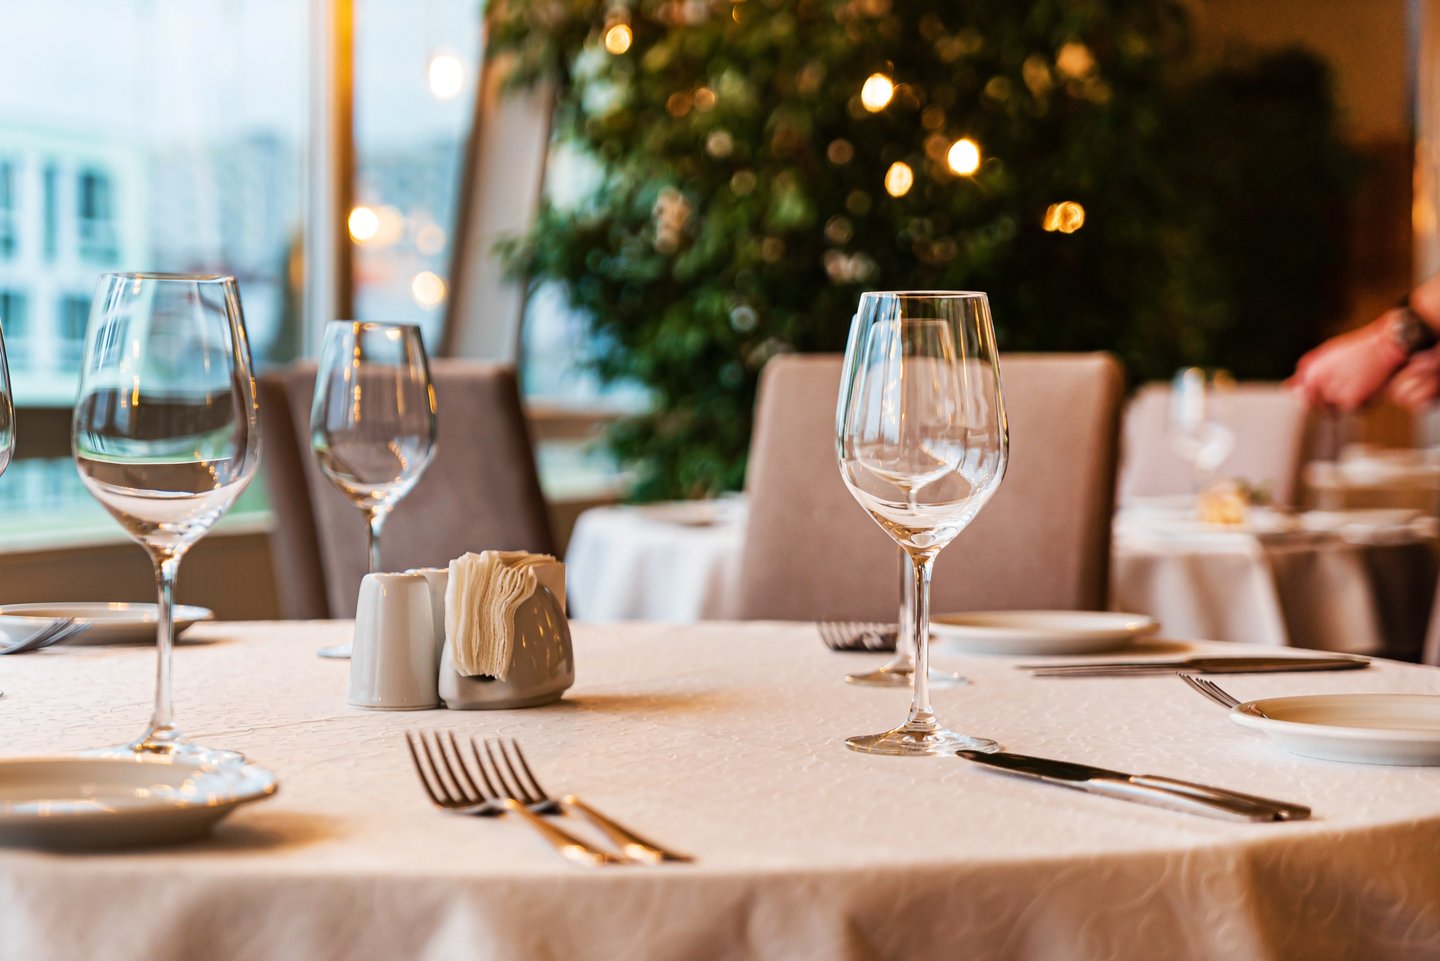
[1118,382,1309,505]
[257,359,555,618]
[731,352,1125,621]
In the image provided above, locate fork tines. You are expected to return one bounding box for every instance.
[816,621,897,652]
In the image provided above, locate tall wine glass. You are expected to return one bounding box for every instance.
[836,291,1008,756]
[73,272,259,764]
[0,321,13,701]
[310,321,436,657]
[1167,367,1235,492]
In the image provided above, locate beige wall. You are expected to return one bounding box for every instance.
[1191,0,1409,141]
[1191,0,1414,331]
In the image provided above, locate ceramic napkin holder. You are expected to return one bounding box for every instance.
[424,559,574,710]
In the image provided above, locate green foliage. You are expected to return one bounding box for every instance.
[490,0,1356,500]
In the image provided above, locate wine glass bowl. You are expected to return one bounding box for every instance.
[310,321,436,657]
[72,272,259,764]
[836,292,1008,756]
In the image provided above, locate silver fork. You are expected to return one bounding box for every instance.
[817,621,896,652]
[0,618,86,656]
[404,731,629,867]
[1179,673,1271,718]
[489,737,692,864]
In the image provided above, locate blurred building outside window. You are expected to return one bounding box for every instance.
[0,0,630,553]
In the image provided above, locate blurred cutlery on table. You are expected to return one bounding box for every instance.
[816,621,897,652]
[1022,655,1371,678]
[0,617,89,656]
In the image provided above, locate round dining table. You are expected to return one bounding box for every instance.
[2,620,1440,960]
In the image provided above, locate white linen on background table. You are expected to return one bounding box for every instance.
[3,621,1440,961]
[1111,520,1438,656]
[564,503,744,621]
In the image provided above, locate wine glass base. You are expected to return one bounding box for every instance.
[81,739,245,768]
[845,667,969,688]
[845,725,999,757]
[317,643,353,660]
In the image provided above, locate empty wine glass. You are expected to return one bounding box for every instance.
[72,272,260,764]
[311,321,436,658]
[1167,367,1235,491]
[836,291,1008,756]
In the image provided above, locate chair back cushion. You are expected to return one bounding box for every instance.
[261,359,554,618]
[732,352,1124,621]
[1119,382,1308,505]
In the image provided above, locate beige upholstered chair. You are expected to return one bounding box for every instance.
[731,352,1125,621]
[257,360,555,618]
[1118,382,1309,505]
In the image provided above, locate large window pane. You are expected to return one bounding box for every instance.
[352,0,479,349]
[0,1,306,542]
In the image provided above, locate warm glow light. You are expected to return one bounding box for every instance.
[348,206,379,243]
[604,23,633,54]
[415,223,447,256]
[1043,201,1086,233]
[946,138,981,176]
[427,52,465,100]
[884,161,914,198]
[860,73,895,112]
[411,271,447,307]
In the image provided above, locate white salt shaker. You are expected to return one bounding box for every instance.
[348,572,441,710]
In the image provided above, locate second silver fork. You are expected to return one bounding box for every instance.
[488,737,692,864]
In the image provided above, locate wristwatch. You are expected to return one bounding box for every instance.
[1391,296,1440,355]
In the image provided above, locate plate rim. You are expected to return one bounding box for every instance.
[0,602,215,625]
[0,755,278,820]
[1230,693,1440,743]
[930,610,1159,640]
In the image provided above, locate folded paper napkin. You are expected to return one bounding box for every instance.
[446,550,559,680]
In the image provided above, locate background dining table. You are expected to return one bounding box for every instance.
[3,620,1440,960]
[564,499,1440,662]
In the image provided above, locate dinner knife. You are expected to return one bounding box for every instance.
[1021,656,1370,677]
[958,751,1310,822]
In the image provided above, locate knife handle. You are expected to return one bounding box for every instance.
[1132,776,1310,821]
[1080,778,1285,822]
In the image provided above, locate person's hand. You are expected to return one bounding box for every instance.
[1288,314,1408,411]
[1387,347,1440,411]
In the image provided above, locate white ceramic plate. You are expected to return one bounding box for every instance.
[0,603,214,644]
[0,756,278,848]
[929,611,1160,656]
[1230,694,1440,765]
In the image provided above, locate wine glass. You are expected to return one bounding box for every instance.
[310,321,436,657]
[836,291,1008,756]
[844,549,967,687]
[1167,367,1235,492]
[72,272,260,764]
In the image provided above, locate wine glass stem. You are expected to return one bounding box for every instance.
[366,508,387,574]
[146,554,181,744]
[905,549,937,731]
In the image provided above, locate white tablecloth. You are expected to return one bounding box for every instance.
[565,501,744,621]
[4,621,1440,960]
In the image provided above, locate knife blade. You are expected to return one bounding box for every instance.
[1021,656,1370,677]
[958,751,1310,822]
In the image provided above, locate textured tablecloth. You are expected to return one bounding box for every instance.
[565,501,744,622]
[3,621,1440,961]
